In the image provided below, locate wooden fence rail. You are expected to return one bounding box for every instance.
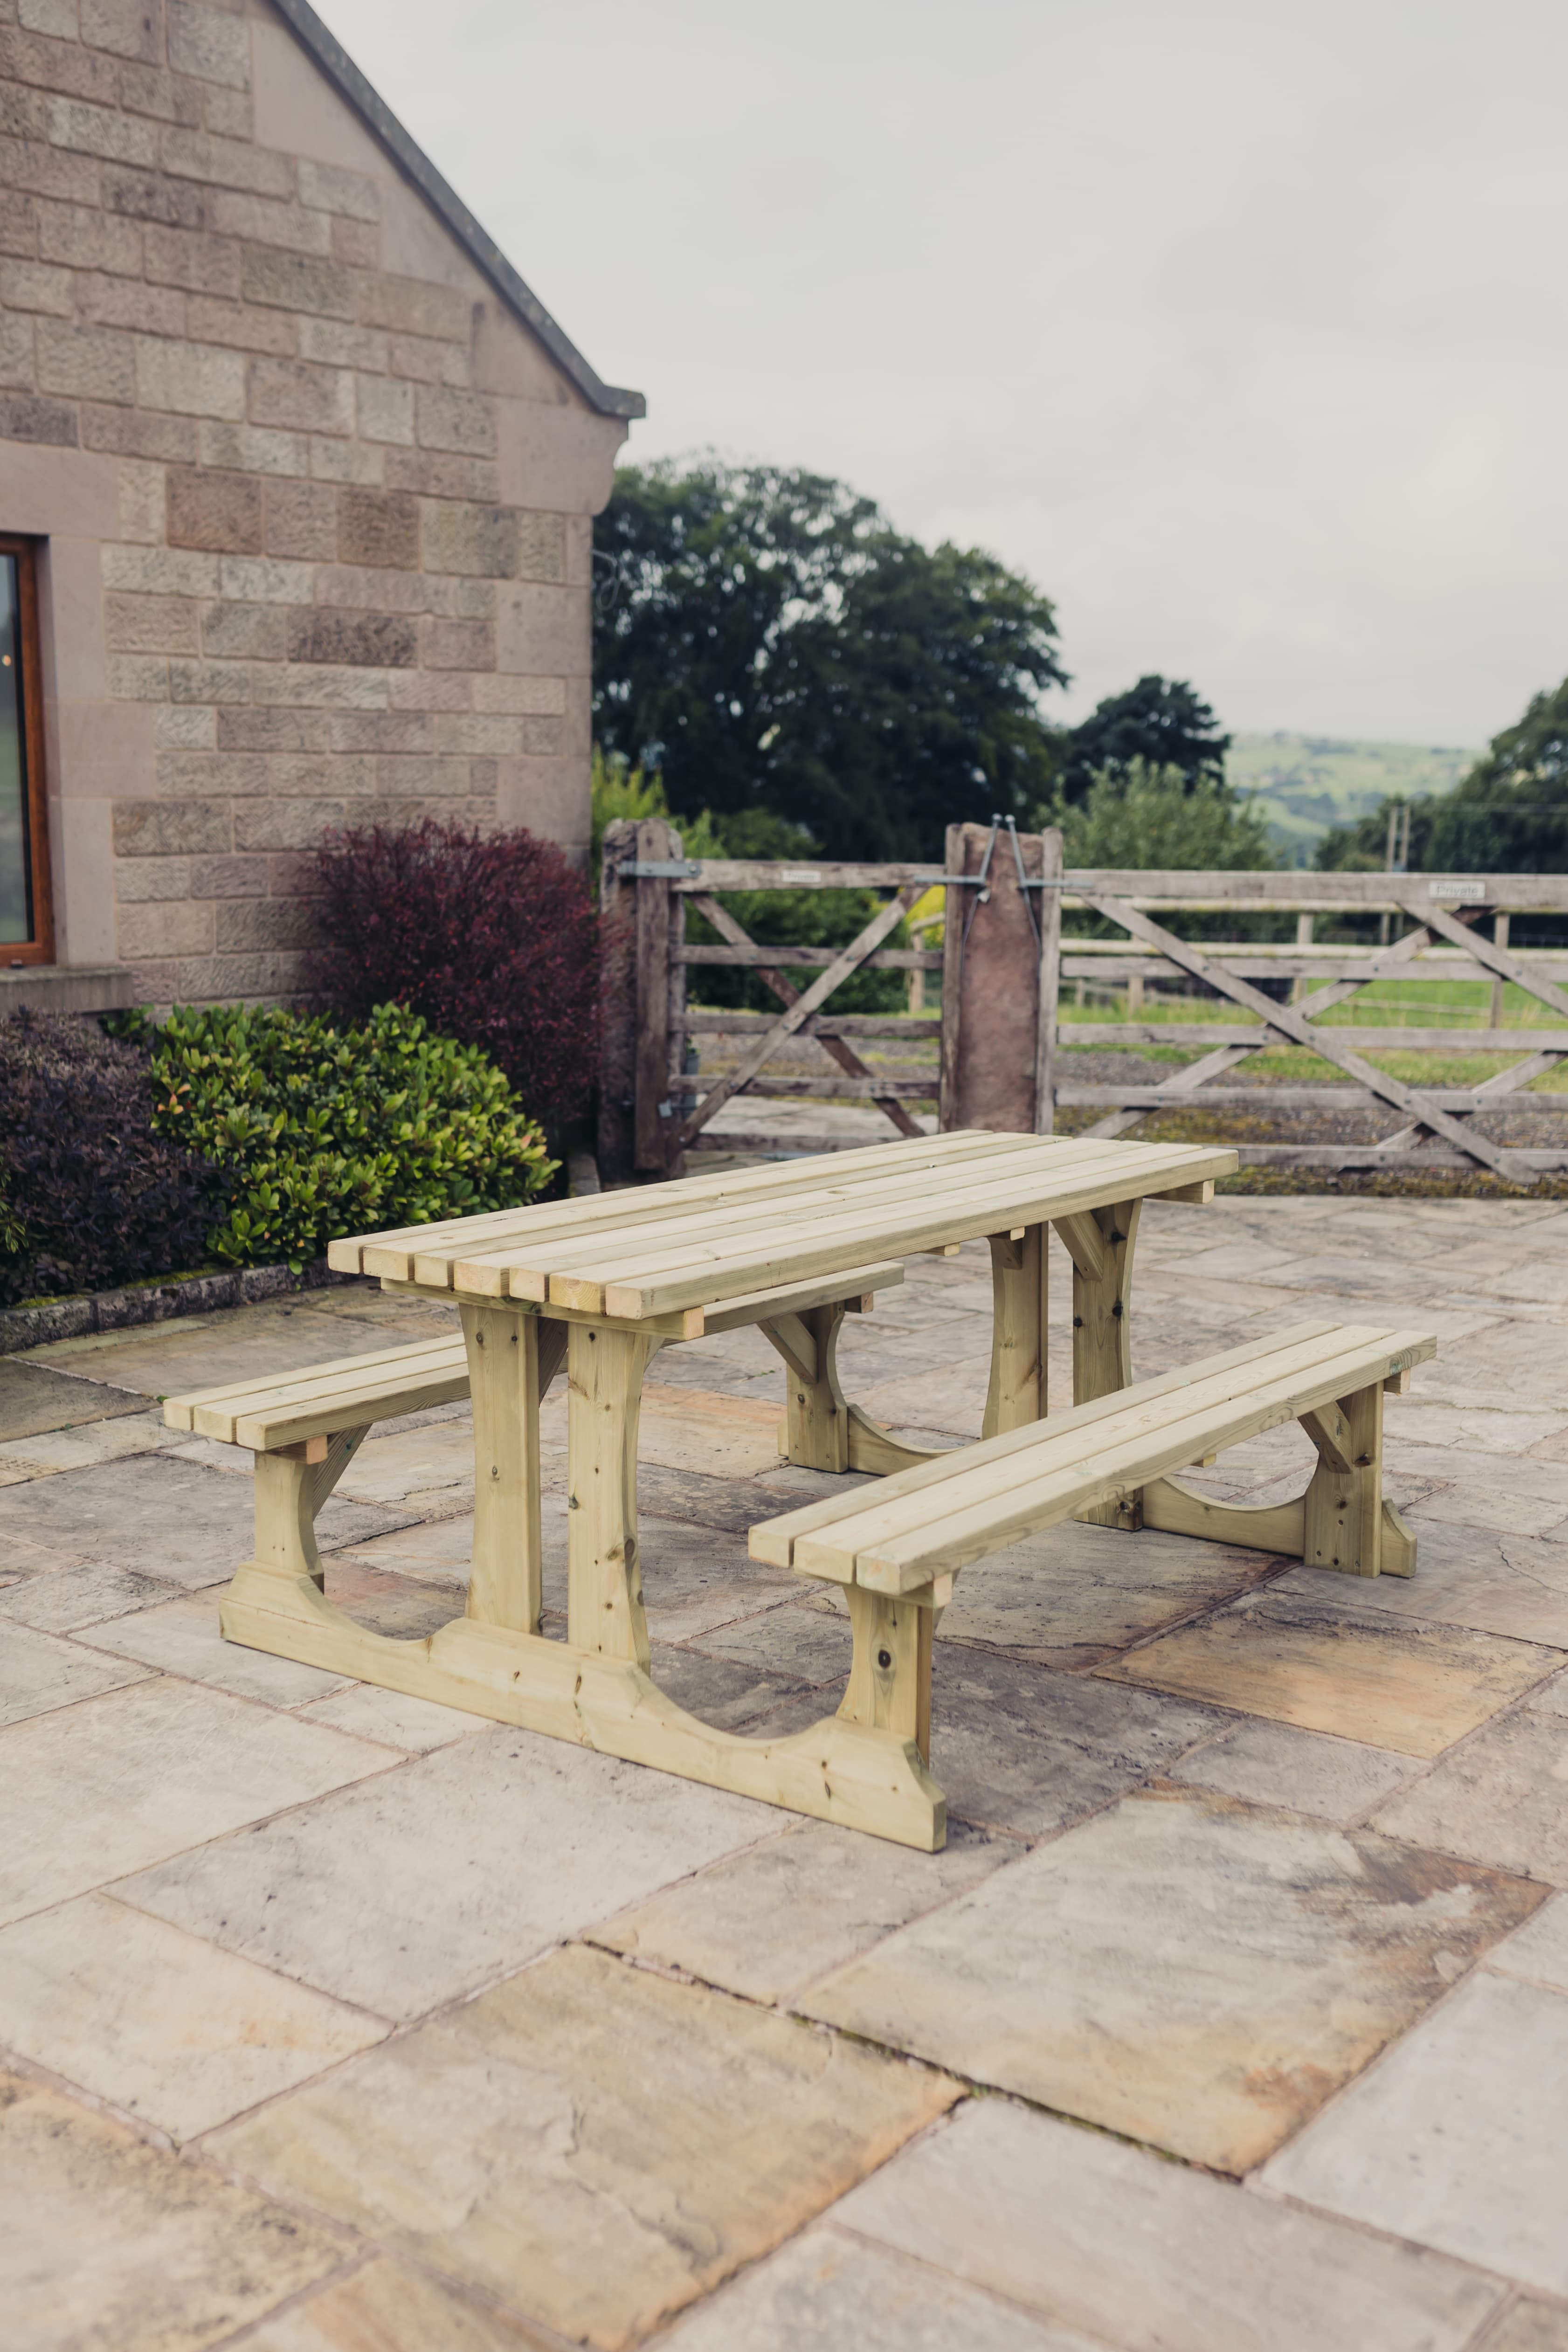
[596,817,1568,1188]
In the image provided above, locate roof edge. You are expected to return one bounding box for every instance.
[268,0,645,420]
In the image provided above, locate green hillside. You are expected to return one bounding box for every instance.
[1226,732,1475,864]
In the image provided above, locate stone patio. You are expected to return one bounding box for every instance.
[3,1195,1568,2350]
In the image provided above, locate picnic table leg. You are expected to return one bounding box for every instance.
[1057,1197,1143,1526]
[461,1304,568,1633]
[566,1322,658,1666]
[982,1222,1047,1438]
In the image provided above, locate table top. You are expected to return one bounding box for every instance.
[329,1131,1236,1324]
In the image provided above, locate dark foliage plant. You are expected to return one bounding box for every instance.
[1057,676,1231,805]
[150,1001,554,1274]
[304,819,601,1124]
[0,1009,221,1307]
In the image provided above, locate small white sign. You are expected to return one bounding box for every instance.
[781,869,822,885]
[1429,879,1487,902]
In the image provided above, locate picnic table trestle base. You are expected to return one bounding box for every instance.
[219,1561,946,1849]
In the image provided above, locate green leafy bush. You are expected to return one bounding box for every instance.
[150,1001,554,1273]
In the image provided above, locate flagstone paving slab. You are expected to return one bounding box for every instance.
[81,1591,352,1707]
[0,2068,343,2352]
[121,1726,772,2019]
[930,1518,1278,1670]
[1487,1894,1568,1992]
[0,1357,147,1442]
[0,1892,387,2140]
[647,1641,807,1731]
[1271,1527,1568,1649]
[0,1406,184,1477]
[1532,1668,1568,1714]
[1168,1718,1419,1821]
[210,1942,960,2352]
[1485,2305,1568,2352]
[591,1819,1013,2003]
[688,1596,853,1685]
[659,2225,1096,2350]
[803,1787,1542,2171]
[0,1677,392,1927]
[21,1293,449,1398]
[293,1679,484,1753]
[0,1559,174,1630]
[539,1380,787,1479]
[1264,1971,1568,2295]
[0,1620,152,1727]
[0,1455,415,1588]
[334,1421,477,1509]
[319,1556,470,1640]
[1371,1704,1568,1883]
[831,2096,1503,2352]
[1098,1587,1556,1756]
[928,1648,1223,1837]
[244,2258,557,2352]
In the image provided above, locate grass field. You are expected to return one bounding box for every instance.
[1059,977,1568,1088]
[1225,732,1475,863]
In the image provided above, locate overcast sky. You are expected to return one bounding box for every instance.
[318,0,1567,750]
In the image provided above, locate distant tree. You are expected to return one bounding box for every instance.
[1057,676,1229,805]
[1317,676,1568,872]
[1050,760,1274,871]
[593,460,1067,860]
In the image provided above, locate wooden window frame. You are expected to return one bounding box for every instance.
[0,533,53,966]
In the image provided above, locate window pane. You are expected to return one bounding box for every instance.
[0,554,30,944]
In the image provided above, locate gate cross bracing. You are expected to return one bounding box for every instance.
[597,817,1568,1188]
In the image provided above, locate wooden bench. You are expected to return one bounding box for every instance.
[166,1261,908,1596]
[750,1320,1436,1789]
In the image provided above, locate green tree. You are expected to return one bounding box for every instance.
[1058,676,1230,804]
[593,460,1067,859]
[1317,676,1568,873]
[1050,760,1274,871]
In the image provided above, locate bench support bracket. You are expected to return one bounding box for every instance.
[253,1425,370,1591]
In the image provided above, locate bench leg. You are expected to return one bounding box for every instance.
[765,1304,947,1477]
[764,1302,850,1472]
[567,1322,658,1665]
[462,1304,568,1634]
[1302,1381,1396,1578]
[839,1585,933,1766]
[1059,1197,1142,1527]
[982,1223,1047,1438]
[252,1426,371,1590]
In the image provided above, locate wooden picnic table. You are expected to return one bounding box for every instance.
[222,1130,1237,1840]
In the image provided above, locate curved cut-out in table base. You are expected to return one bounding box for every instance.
[221,1561,947,1850]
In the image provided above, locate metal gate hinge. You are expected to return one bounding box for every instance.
[617,859,702,879]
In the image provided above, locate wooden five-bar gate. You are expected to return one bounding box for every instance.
[597,817,1568,1189]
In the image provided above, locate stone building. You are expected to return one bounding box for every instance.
[0,0,640,1014]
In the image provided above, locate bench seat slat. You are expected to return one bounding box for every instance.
[747,1321,1347,1569]
[754,1321,1436,1593]
[160,1334,466,1430]
[164,1335,469,1446]
[854,1338,1426,1591]
[799,1326,1415,1572]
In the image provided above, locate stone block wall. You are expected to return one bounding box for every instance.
[0,0,630,1003]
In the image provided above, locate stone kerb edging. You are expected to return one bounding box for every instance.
[0,1260,364,1357]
